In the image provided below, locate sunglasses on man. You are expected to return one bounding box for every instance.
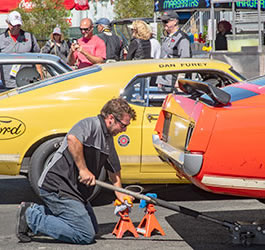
[113,114,130,129]
[162,19,175,24]
[79,27,92,32]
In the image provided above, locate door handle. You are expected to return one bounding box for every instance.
[147,114,159,121]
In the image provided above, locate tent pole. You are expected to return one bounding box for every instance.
[210,1,215,51]
[232,0,235,37]
[258,0,262,53]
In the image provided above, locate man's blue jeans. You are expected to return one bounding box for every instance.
[25,188,98,244]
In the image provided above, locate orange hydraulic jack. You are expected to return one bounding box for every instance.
[137,203,165,237]
[112,198,139,238]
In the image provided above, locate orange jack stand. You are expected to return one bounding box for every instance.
[112,208,139,238]
[137,203,165,237]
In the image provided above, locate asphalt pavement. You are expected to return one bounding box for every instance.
[1,175,265,250]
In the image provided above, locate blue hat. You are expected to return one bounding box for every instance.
[95,18,110,26]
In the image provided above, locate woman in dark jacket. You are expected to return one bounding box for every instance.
[215,20,232,51]
[126,20,151,60]
[41,27,69,63]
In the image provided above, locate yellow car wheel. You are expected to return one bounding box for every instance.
[28,137,64,196]
[28,137,107,202]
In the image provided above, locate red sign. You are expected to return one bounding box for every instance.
[74,0,89,10]
[0,0,89,13]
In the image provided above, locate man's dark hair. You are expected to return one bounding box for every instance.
[101,97,136,121]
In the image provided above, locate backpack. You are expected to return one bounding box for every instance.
[172,30,192,58]
[97,33,122,61]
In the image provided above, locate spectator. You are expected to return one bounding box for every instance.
[160,10,191,59]
[0,11,40,88]
[96,18,123,62]
[148,25,161,59]
[215,20,232,51]
[158,11,192,88]
[41,27,70,63]
[126,20,151,60]
[68,18,106,69]
[16,98,136,244]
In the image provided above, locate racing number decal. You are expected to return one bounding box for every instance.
[118,135,130,147]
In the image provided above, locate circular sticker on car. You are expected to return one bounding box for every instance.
[118,135,130,147]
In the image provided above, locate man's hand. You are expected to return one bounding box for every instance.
[115,191,134,204]
[70,43,79,52]
[77,45,89,57]
[108,171,134,203]
[78,168,96,186]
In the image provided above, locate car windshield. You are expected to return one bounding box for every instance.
[17,65,102,94]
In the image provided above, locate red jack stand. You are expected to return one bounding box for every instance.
[137,203,165,237]
[112,208,139,238]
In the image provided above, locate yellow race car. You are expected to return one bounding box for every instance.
[0,58,245,199]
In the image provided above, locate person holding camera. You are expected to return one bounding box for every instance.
[41,27,70,63]
[68,18,106,69]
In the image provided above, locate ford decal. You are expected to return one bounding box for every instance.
[0,117,26,140]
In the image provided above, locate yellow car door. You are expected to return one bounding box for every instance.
[114,103,144,182]
[141,79,177,179]
[119,74,187,184]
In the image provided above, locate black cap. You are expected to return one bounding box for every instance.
[161,10,179,22]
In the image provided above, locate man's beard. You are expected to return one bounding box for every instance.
[108,123,119,136]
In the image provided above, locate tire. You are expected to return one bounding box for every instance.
[28,137,106,202]
[28,137,64,196]
[257,199,265,204]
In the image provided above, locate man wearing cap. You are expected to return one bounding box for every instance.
[160,10,191,59]
[68,18,106,69]
[0,11,40,89]
[96,18,123,62]
[41,27,70,63]
[157,10,191,88]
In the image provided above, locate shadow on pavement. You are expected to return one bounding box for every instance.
[166,209,265,250]
[0,176,42,204]
[0,176,248,206]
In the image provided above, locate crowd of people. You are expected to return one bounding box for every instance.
[0,10,196,76]
[1,10,234,74]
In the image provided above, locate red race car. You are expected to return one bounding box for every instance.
[153,76,265,199]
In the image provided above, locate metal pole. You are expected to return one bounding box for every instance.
[95,180,233,227]
[232,0,236,37]
[258,0,262,53]
[199,11,203,34]
[210,1,215,51]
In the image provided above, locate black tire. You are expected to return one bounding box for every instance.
[257,199,265,204]
[28,137,106,202]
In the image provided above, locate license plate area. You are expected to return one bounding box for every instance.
[167,114,192,151]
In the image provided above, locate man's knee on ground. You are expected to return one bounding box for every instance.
[74,230,96,245]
